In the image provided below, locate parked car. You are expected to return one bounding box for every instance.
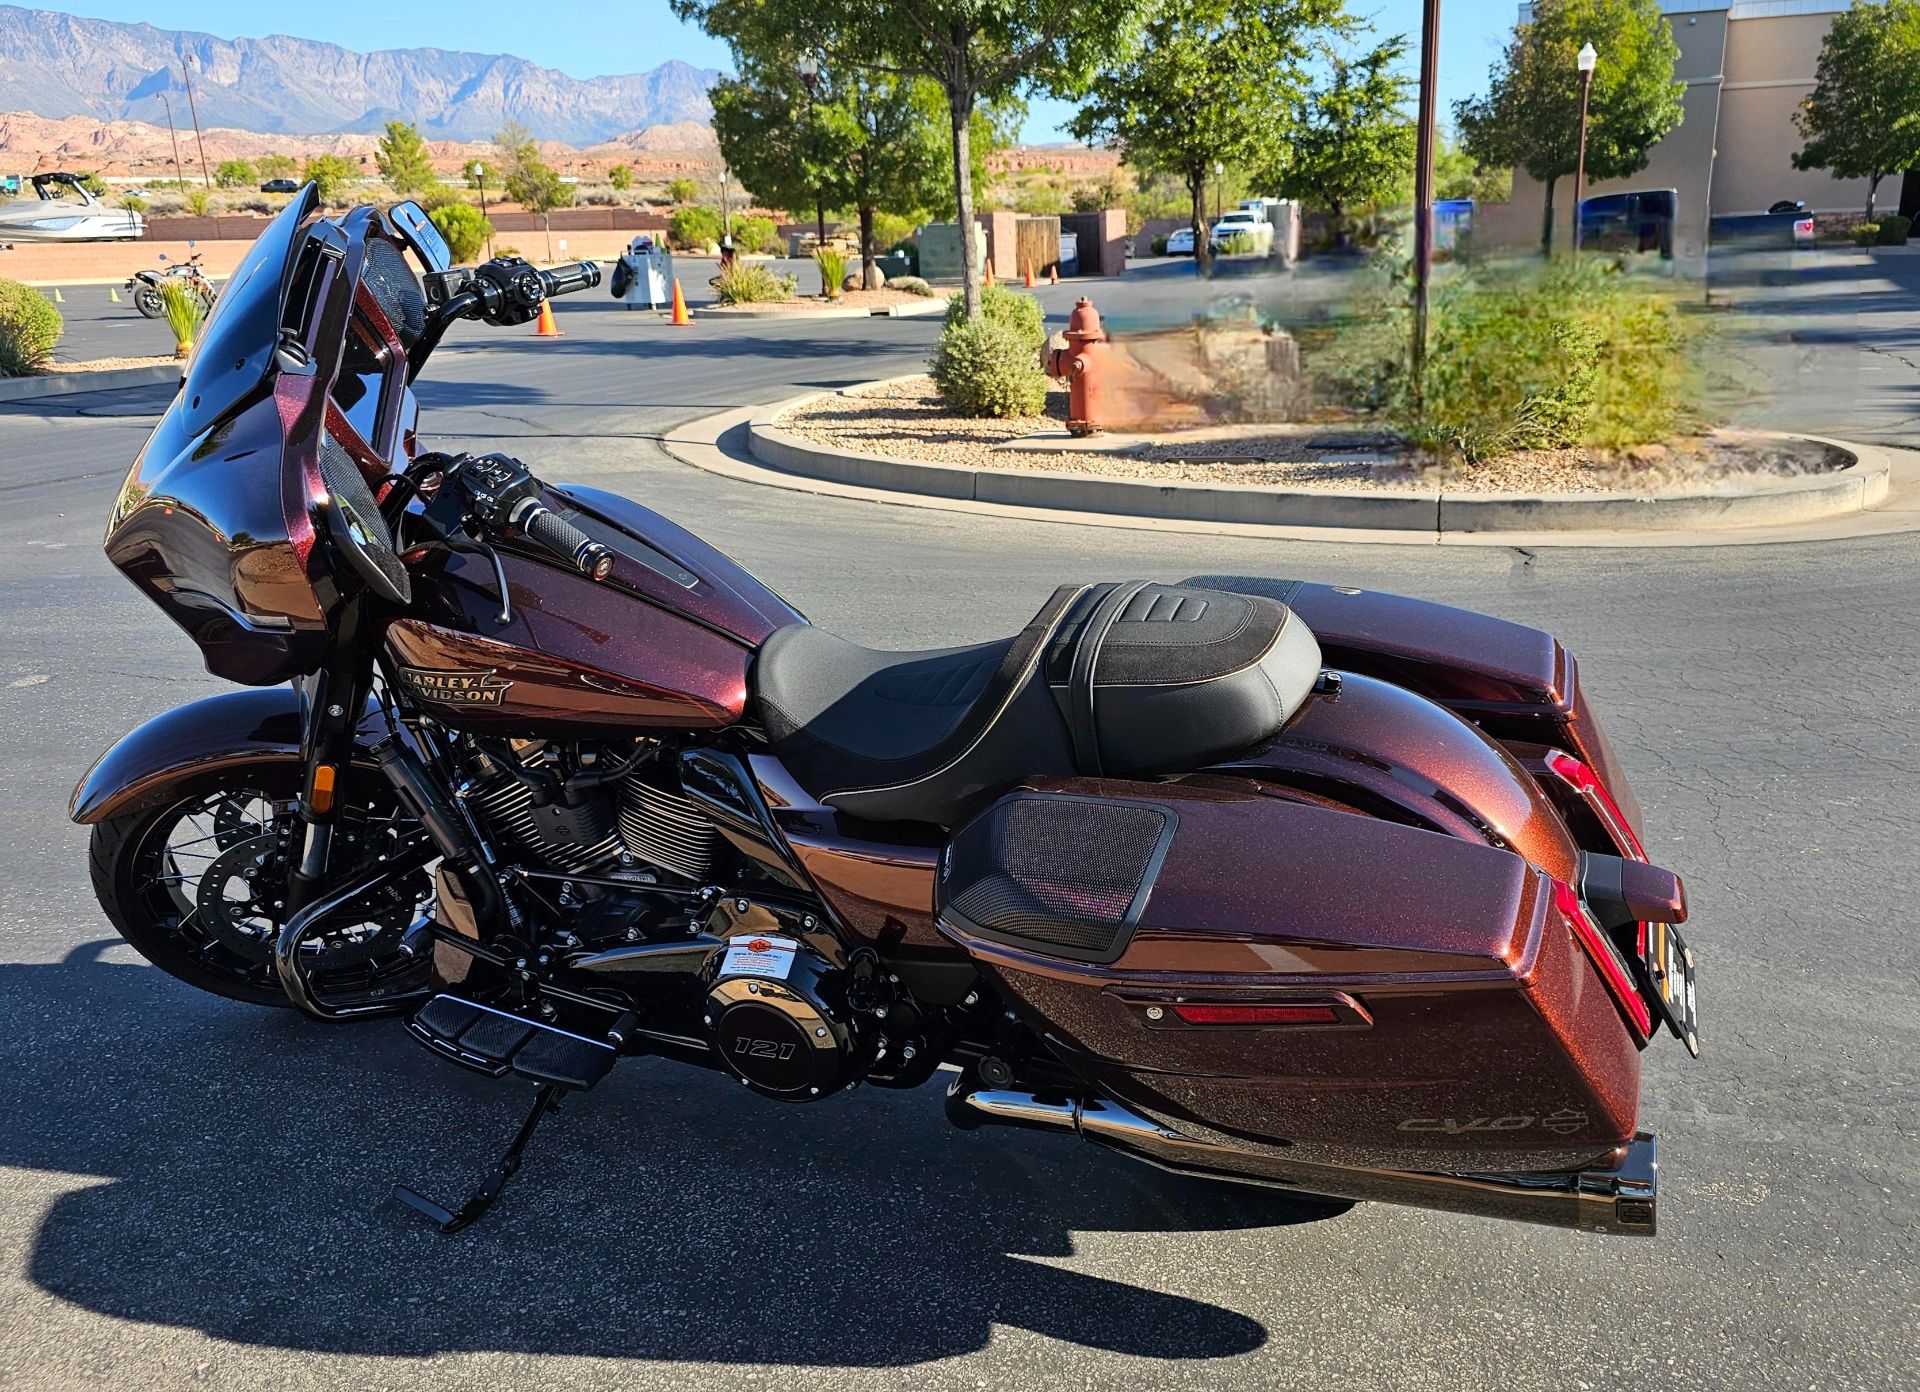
[1577,189,1677,258]
[1711,200,1816,249]
[1209,210,1273,254]
[1164,226,1197,256]
[260,178,299,194]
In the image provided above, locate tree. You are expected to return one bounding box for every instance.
[666,176,698,205]
[710,54,948,284]
[214,158,256,189]
[79,172,108,196]
[1792,0,1920,222]
[608,164,633,191]
[257,153,297,181]
[1270,33,1415,240]
[1455,0,1684,252]
[1434,133,1512,204]
[301,154,356,203]
[676,0,1150,318]
[495,121,573,261]
[376,120,436,196]
[1072,0,1343,276]
[429,202,492,263]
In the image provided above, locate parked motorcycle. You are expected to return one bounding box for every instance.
[126,249,215,319]
[72,187,1699,1238]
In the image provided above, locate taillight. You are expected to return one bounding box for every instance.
[1794,218,1814,237]
[1546,751,1645,859]
[1553,879,1652,1038]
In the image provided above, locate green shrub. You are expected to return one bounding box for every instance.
[733,214,780,255]
[429,202,493,263]
[1150,233,1170,255]
[891,275,933,296]
[184,189,211,217]
[930,316,1049,418]
[0,279,62,376]
[668,206,722,250]
[122,195,147,214]
[159,280,207,356]
[871,211,916,249]
[711,262,796,305]
[943,283,1045,351]
[666,177,699,205]
[608,164,633,191]
[1876,214,1911,246]
[1850,222,1880,247]
[1317,259,1706,463]
[814,246,847,300]
[1217,231,1257,256]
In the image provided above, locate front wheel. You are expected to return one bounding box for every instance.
[132,284,164,318]
[88,765,433,1009]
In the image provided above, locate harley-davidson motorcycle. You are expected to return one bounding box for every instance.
[72,188,1698,1237]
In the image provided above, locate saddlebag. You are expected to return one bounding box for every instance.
[936,778,1643,1173]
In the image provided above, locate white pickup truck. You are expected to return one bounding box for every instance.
[1209,209,1274,254]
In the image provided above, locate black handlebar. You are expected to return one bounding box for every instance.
[539,262,602,298]
[511,499,615,581]
[422,257,603,329]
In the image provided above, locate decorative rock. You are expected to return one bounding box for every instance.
[863,263,886,290]
[842,272,863,292]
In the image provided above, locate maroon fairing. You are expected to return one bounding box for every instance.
[937,778,1643,1173]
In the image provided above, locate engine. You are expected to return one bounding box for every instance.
[704,930,862,1100]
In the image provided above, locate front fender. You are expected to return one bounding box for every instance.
[69,688,384,825]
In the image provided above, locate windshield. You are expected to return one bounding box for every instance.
[179,184,318,437]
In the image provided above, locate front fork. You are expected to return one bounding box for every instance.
[285,598,378,918]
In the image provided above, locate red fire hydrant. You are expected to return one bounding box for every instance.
[1044,297,1108,436]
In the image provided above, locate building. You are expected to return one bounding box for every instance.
[1476,0,1878,256]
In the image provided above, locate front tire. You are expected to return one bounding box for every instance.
[132,284,164,318]
[88,766,432,1010]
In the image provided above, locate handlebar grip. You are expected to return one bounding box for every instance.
[514,501,615,581]
[539,262,602,298]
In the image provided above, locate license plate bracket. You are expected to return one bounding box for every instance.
[1643,921,1699,1056]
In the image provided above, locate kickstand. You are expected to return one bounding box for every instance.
[391,1084,563,1234]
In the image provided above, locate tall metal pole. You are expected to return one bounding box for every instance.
[180,57,212,190]
[158,93,186,192]
[1572,68,1594,252]
[1410,0,1442,410]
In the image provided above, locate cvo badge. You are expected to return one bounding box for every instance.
[400,667,513,706]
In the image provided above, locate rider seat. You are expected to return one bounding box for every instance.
[750,582,1322,826]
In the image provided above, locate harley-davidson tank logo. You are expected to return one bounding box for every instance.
[400,667,513,706]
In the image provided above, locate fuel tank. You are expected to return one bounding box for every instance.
[386,489,803,733]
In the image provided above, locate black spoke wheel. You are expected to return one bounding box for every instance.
[89,764,433,1009]
[132,285,164,318]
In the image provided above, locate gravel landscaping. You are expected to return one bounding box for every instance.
[776,375,1850,494]
[40,354,177,372]
[703,288,936,316]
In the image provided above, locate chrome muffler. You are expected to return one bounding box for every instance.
[948,1084,1658,1237]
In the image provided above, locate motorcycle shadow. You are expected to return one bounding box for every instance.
[0,942,1346,1366]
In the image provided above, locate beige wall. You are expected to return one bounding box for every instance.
[1470,3,1874,252]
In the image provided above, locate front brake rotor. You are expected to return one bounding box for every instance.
[195,832,418,967]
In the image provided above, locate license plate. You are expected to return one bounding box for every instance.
[1643,921,1699,1056]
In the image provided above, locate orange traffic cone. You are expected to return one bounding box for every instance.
[984,261,995,288]
[1048,263,1059,284]
[1023,258,1034,288]
[533,299,563,337]
[669,278,691,326]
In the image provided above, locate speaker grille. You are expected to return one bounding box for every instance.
[942,793,1174,962]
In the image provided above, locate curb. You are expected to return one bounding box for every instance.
[699,297,947,321]
[0,362,181,403]
[743,389,1890,537]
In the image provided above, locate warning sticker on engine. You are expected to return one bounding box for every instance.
[721,935,798,981]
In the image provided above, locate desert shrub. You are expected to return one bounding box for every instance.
[430,202,493,263]
[235,196,271,214]
[668,206,722,250]
[123,195,148,214]
[733,214,780,255]
[159,280,207,356]
[813,246,847,299]
[711,262,797,305]
[1851,222,1881,247]
[0,279,62,376]
[890,275,933,296]
[931,316,1049,418]
[184,188,211,216]
[1876,214,1911,246]
[943,283,1045,351]
[667,177,699,205]
[214,158,256,189]
[1317,259,1706,462]
[608,165,633,191]
[578,188,619,206]
[302,154,356,203]
[1150,234,1170,255]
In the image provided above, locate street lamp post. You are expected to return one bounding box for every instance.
[1572,42,1598,252]
[158,93,186,193]
[180,54,212,190]
[468,161,492,258]
[797,54,825,268]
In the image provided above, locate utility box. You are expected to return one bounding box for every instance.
[917,221,989,282]
[612,235,674,310]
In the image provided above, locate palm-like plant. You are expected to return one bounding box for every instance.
[158,280,207,358]
[813,246,846,301]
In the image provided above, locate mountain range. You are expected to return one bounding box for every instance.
[0,5,722,144]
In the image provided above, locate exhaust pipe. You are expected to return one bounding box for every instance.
[948,1084,1657,1237]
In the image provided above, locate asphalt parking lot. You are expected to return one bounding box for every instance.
[0,254,1913,1391]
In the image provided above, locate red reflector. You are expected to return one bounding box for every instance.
[1170,1003,1339,1026]
[1553,879,1652,1038]
[1546,751,1645,858]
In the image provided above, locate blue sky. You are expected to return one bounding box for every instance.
[50,1,1518,142]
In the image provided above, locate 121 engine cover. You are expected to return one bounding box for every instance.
[705,935,858,1101]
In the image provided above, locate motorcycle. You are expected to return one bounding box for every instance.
[72,187,1699,1238]
[127,249,216,319]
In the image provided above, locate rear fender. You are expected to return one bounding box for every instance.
[69,687,386,825]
